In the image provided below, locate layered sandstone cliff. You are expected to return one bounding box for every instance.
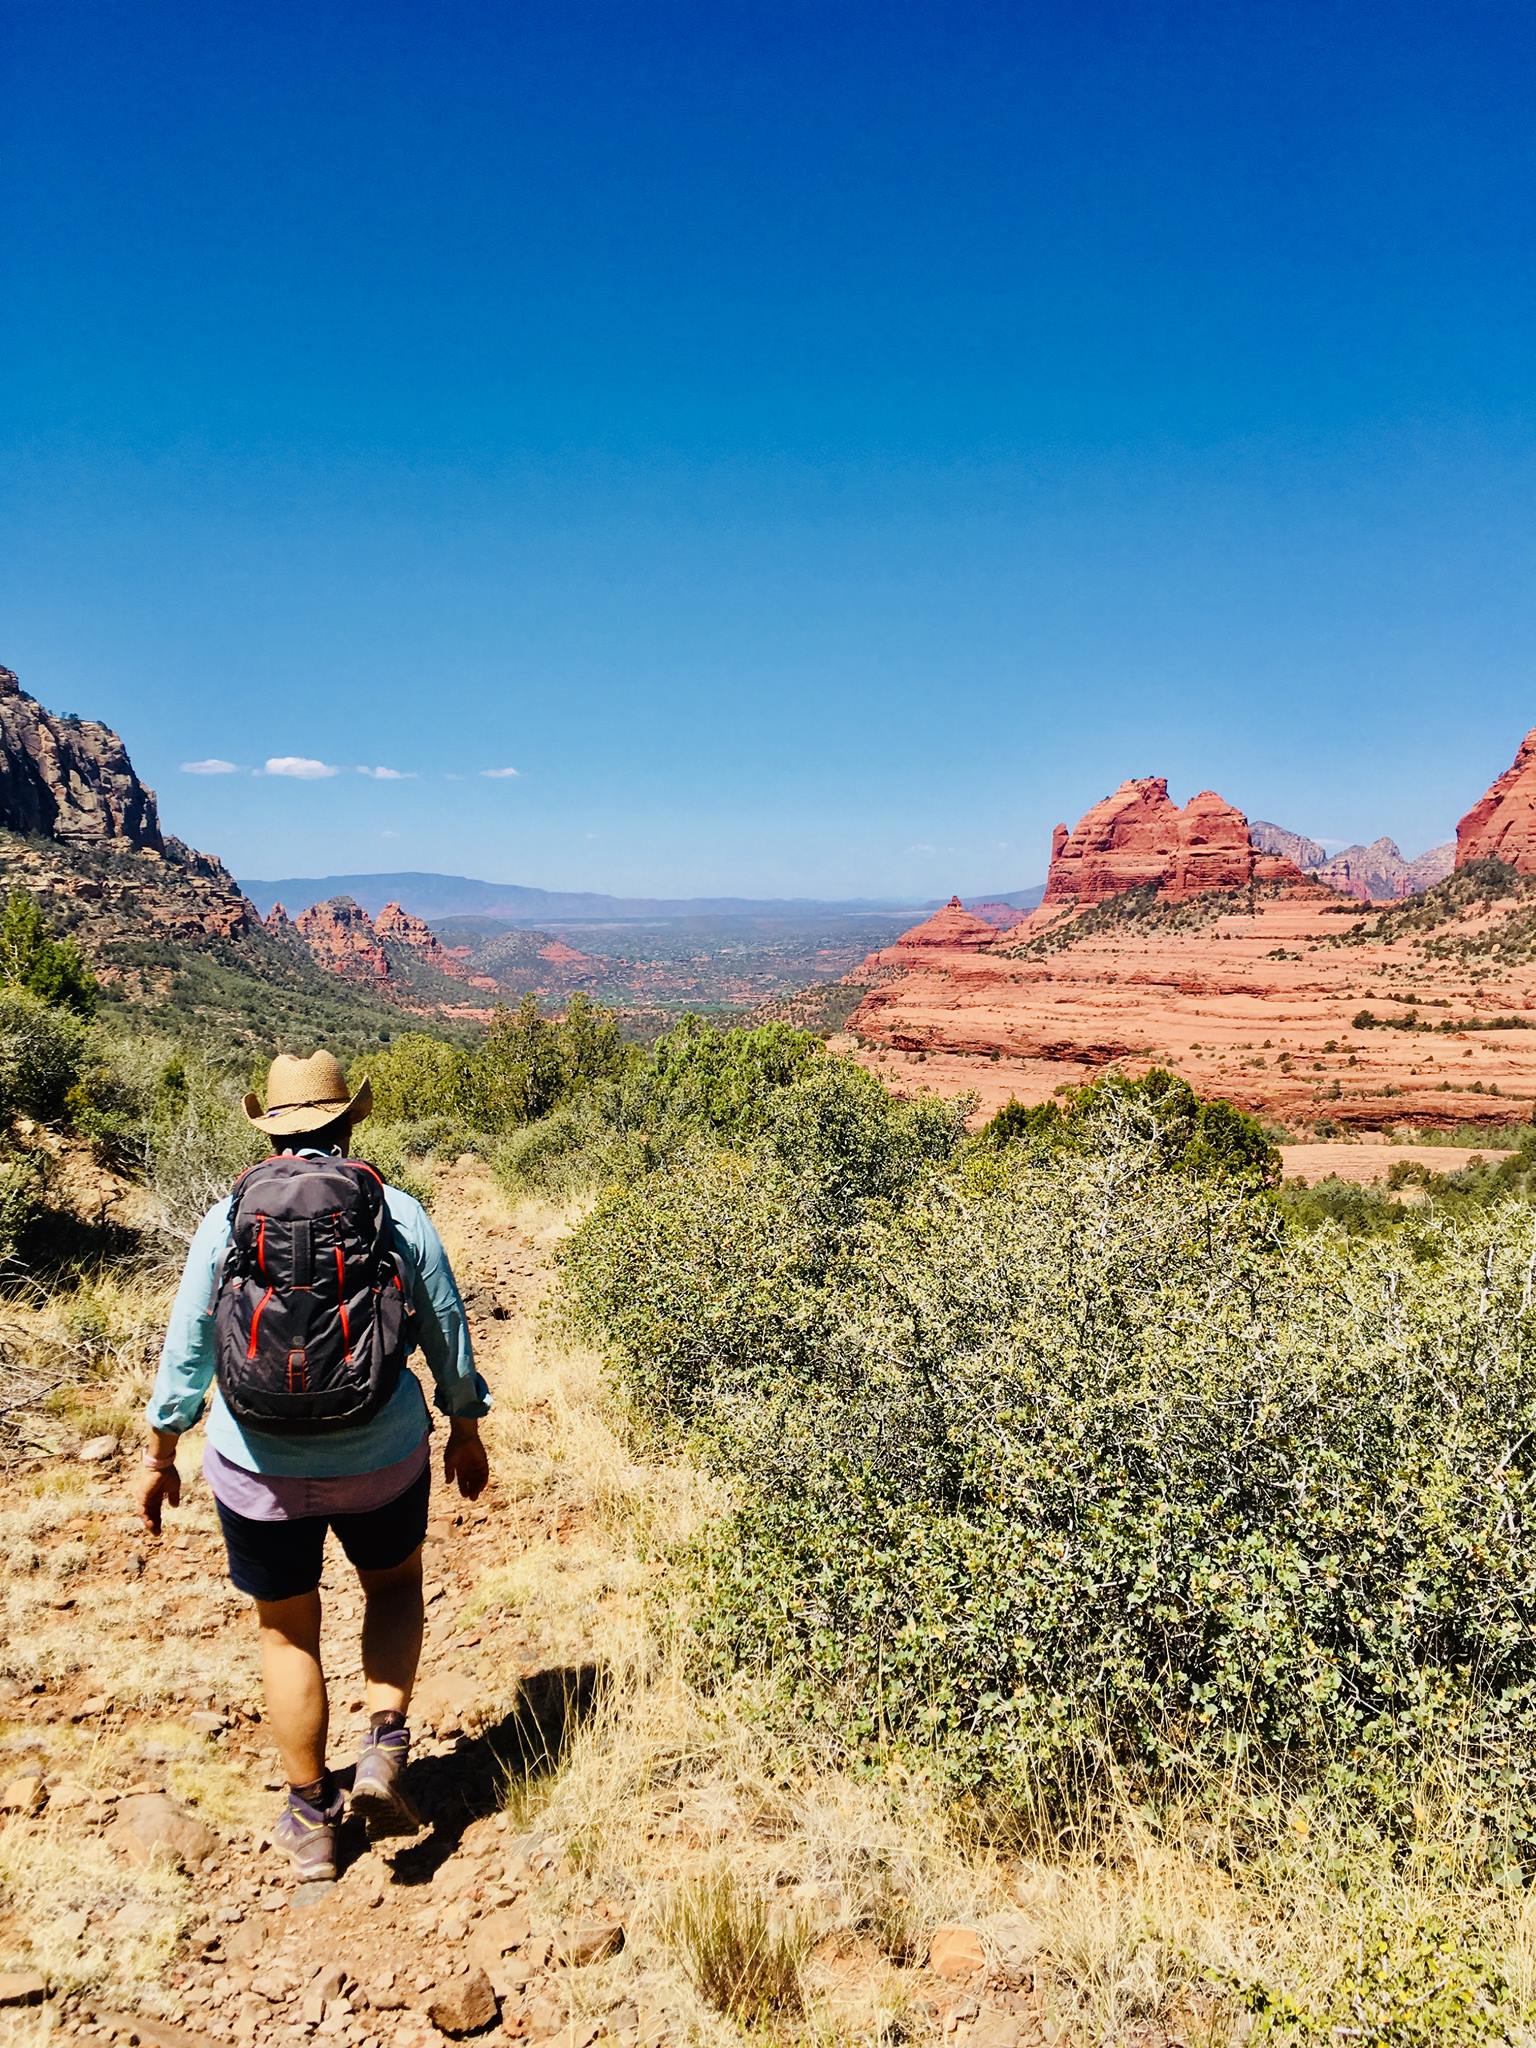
[1457,730,1536,872]
[1043,779,1301,904]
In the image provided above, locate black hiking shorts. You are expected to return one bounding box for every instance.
[215,1462,431,1602]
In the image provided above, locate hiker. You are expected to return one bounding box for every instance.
[135,1050,492,1880]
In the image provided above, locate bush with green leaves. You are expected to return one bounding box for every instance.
[0,890,98,1018]
[497,1014,826,1196]
[0,987,90,1126]
[558,1055,969,1419]
[564,1087,1536,1849]
[976,1066,1280,1189]
[360,994,632,1154]
[0,1145,47,1271]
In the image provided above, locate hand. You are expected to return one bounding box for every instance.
[136,1461,181,1536]
[443,1423,489,1502]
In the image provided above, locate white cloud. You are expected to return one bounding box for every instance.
[480,766,521,779]
[380,828,401,840]
[357,765,417,780]
[263,756,339,780]
[181,757,240,775]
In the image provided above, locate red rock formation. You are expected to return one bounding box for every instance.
[295,898,392,982]
[1044,779,1276,904]
[1456,730,1536,872]
[890,896,998,950]
[264,902,294,934]
[376,900,450,964]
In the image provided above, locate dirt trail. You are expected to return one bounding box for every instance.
[0,1167,653,2048]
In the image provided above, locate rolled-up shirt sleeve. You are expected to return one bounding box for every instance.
[146,1202,229,1435]
[388,1192,491,1419]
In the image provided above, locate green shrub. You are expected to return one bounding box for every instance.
[497,1014,826,1196]
[359,994,632,1156]
[558,1057,969,1421]
[976,1067,1280,1189]
[0,1145,47,1271]
[1237,1913,1515,2045]
[567,1114,1536,1847]
[0,890,98,1018]
[361,1031,473,1128]
[0,987,90,1125]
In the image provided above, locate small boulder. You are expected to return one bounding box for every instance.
[77,1434,119,1463]
[928,1924,986,1979]
[0,1973,47,2009]
[467,1904,532,1984]
[426,1966,499,2035]
[553,1923,624,1968]
[0,1771,47,1816]
[111,1791,217,1870]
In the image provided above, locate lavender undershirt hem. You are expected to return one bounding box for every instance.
[203,1434,431,1522]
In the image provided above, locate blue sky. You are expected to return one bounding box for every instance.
[5,0,1534,896]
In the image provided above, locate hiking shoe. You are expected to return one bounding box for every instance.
[268,1784,344,1881]
[349,1723,420,1836]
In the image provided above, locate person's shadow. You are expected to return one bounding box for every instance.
[341,1661,604,1887]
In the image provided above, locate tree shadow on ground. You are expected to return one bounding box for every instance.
[362,1660,604,1888]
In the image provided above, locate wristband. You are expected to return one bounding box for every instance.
[141,1451,177,1472]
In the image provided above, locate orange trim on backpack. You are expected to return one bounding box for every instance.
[256,1217,268,1277]
[247,1286,274,1361]
[335,1244,352,1361]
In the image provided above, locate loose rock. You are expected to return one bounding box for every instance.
[111,1792,217,1870]
[0,1973,47,2009]
[426,1967,499,2036]
[553,1923,624,1968]
[928,1925,987,1980]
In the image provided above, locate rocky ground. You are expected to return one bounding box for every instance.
[0,1168,1108,2048]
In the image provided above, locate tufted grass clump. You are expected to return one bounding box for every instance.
[664,1868,811,2025]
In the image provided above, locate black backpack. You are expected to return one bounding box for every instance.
[213,1154,414,1433]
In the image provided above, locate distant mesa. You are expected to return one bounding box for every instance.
[293,898,393,983]
[1315,837,1454,902]
[1456,727,1536,873]
[1042,778,1304,906]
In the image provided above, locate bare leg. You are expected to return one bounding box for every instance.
[254,1589,327,1785]
[357,1544,424,1716]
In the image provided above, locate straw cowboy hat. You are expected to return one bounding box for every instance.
[243,1050,372,1136]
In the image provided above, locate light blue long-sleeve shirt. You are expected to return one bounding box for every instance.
[147,1176,491,1476]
